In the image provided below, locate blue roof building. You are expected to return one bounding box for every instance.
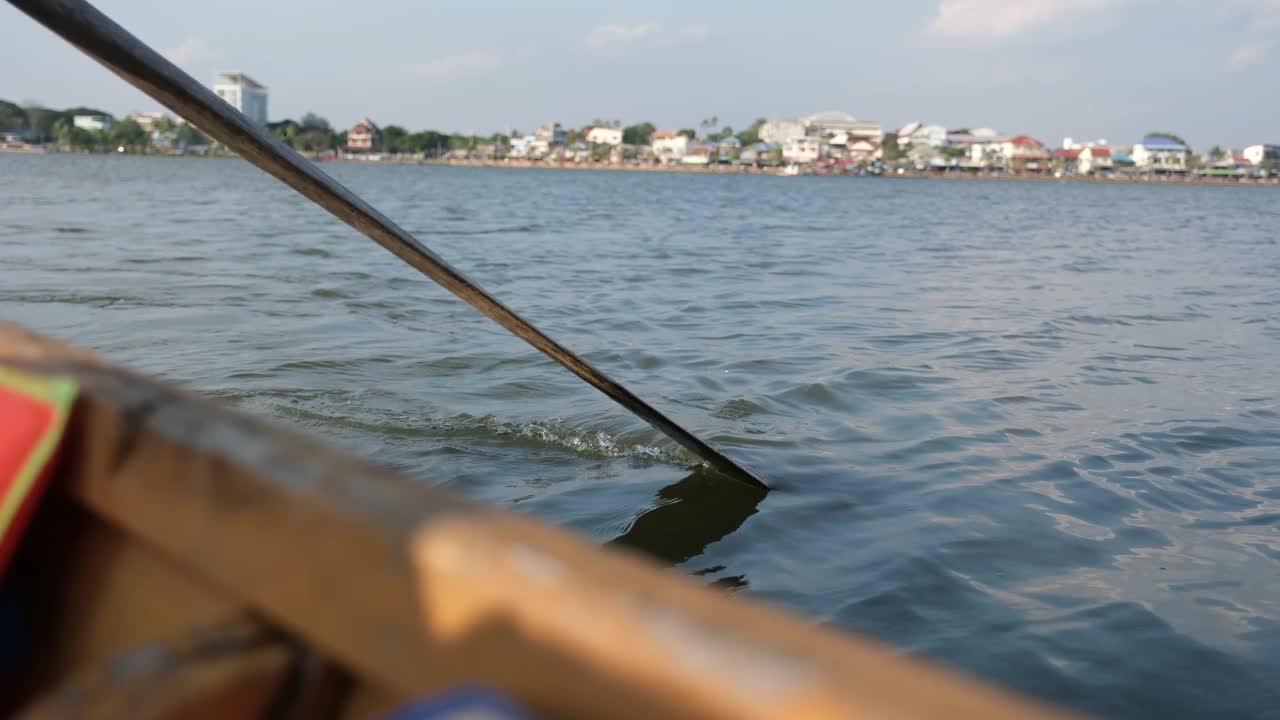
[1140,135,1187,152]
[1134,136,1189,172]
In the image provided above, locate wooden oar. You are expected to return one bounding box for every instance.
[8,0,770,490]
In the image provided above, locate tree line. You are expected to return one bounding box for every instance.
[263,114,775,154]
[1,98,209,151]
[4,99,780,155]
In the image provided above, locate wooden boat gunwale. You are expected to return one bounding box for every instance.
[0,321,1073,718]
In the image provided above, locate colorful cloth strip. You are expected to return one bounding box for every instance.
[0,367,77,577]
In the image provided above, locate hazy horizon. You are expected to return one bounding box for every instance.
[4,0,1278,148]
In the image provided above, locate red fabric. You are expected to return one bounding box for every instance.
[0,386,59,575]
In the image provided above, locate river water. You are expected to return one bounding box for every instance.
[4,154,1280,717]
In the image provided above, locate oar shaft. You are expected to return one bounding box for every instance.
[10,0,770,489]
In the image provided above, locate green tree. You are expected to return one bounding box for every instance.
[382,125,408,152]
[107,120,149,151]
[736,117,767,146]
[590,144,612,162]
[25,106,59,139]
[0,99,28,130]
[52,118,100,151]
[403,130,449,155]
[292,129,332,152]
[622,122,655,146]
[268,119,301,144]
[707,125,733,142]
[175,123,209,150]
[299,112,331,132]
[677,128,696,140]
[882,135,905,162]
[1208,145,1225,161]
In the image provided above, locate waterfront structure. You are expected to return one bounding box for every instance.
[509,135,549,159]
[534,122,567,146]
[759,119,805,144]
[346,118,382,152]
[72,115,112,132]
[1078,146,1113,174]
[1005,135,1050,171]
[124,111,170,133]
[1,130,36,145]
[963,135,1010,167]
[1062,137,1109,151]
[681,143,715,165]
[898,122,948,149]
[1243,144,1280,166]
[739,142,778,166]
[213,72,268,127]
[1055,148,1082,172]
[585,127,623,146]
[650,130,690,163]
[845,137,882,164]
[782,135,821,164]
[803,111,882,142]
[1132,136,1188,172]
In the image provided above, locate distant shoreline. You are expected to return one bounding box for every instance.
[381,158,1280,188]
[7,148,1276,187]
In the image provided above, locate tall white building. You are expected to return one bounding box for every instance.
[213,72,268,126]
[1243,144,1280,166]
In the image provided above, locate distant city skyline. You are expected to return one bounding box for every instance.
[3,0,1278,147]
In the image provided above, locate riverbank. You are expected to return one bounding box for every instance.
[341,156,1280,187]
[8,147,1276,187]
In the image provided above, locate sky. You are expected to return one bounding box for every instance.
[3,0,1278,147]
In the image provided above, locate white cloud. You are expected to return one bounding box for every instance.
[925,0,1120,44]
[405,52,501,80]
[1230,42,1269,66]
[584,23,710,54]
[586,23,663,49]
[1238,0,1280,29]
[162,37,212,66]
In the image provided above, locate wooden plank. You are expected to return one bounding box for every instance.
[17,616,291,720]
[2,498,242,701]
[0,321,1075,719]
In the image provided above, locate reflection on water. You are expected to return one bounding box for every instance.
[3,154,1280,718]
[608,468,766,570]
